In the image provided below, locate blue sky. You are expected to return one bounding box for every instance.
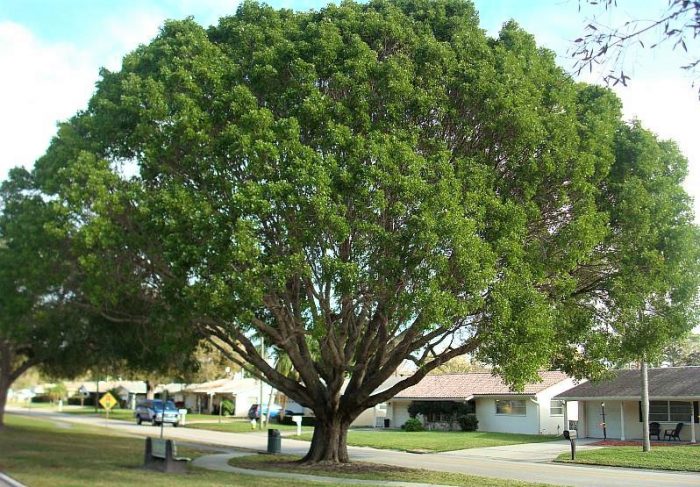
[1,0,698,219]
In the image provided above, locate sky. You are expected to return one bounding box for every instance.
[1,0,699,221]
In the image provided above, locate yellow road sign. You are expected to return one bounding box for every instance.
[99,392,118,410]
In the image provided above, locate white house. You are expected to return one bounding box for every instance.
[555,366,700,442]
[387,371,578,435]
[182,377,274,416]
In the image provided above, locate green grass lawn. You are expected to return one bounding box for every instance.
[63,407,136,421]
[293,429,560,452]
[228,453,551,487]
[60,406,219,423]
[186,419,305,433]
[556,445,700,471]
[0,414,359,487]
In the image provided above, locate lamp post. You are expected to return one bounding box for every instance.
[601,402,607,440]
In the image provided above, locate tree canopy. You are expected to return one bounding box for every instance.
[21,0,700,462]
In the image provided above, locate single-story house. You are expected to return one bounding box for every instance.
[387,371,578,435]
[555,366,700,442]
[182,377,274,415]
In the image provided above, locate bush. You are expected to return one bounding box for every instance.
[458,413,479,432]
[403,418,425,432]
[220,399,235,416]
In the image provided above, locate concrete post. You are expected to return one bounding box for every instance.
[620,401,625,441]
[690,401,696,443]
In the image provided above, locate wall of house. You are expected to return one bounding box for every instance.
[234,392,260,417]
[388,399,413,428]
[578,400,698,441]
[351,403,388,428]
[535,379,579,435]
[578,400,623,439]
[475,397,539,435]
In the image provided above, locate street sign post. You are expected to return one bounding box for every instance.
[99,392,118,421]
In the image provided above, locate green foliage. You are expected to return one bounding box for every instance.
[47,383,68,403]
[402,418,425,432]
[220,399,235,416]
[407,401,472,419]
[14,0,700,460]
[458,414,479,432]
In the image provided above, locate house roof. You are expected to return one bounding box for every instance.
[394,371,570,400]
[555,367,700,400]
[183,378,232,394]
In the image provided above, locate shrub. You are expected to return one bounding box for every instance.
[403,418,425,432]
[458,413,479,432]
[220,399,235,416]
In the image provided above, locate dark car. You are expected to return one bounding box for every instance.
[135,400,180,426]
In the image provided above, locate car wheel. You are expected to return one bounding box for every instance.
[136,416,142,425]
[173,422,179,428]
[151,417,158,426]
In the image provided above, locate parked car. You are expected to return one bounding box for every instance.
[135,400,180,426]
[248,403,291,419]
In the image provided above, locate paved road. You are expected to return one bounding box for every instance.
[7,407,700,487]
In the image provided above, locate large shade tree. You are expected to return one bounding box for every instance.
[0,170,93,428]
[33,0,699,462]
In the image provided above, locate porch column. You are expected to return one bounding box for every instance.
[563,401,568,432]
[691,401,696,443]
[619,401,625,441]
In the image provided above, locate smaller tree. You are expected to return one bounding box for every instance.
[430,356,489,375]
[47,383,68,404]
[662,333,700,366]
[0,169,94,427]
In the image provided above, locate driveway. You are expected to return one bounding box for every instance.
[7,407,700,487]
[437,438,600,462]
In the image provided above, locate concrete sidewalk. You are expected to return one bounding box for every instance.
[7,407,700,487]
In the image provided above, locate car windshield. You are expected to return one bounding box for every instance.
[151,400,178,411]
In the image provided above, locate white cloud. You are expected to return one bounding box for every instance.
[0,21,97,178]
[611,78,700,221]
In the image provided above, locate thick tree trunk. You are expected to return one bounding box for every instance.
[146,380,156,400]
[0,373,9,429]
[641,360,651,452]
[301,416,352,463]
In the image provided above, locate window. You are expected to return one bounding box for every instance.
[550,400,565,416]
[495,399,526,415]
[670,401,693,422]
[646,401,694,422]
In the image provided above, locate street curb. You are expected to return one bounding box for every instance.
[0,472,26,487]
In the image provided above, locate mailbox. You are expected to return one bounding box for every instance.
[563,430,577,460]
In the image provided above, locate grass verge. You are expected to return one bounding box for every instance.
[0,414,356,487]
[555,445,700,471]
[293,430,560,452]
[228,453,551,487]
[186,420,304,433]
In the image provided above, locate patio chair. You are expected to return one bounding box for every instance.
[663,422,683,441]
[649,422,661,441]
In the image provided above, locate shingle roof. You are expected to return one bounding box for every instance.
[555,367,700,400]
[394,371,570,400]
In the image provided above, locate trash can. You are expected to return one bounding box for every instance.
[384,418,390,428]
[267,428,281,454]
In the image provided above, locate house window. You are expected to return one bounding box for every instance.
[495,399,526,415]
[550,400,565,416]
[647,400,693,422]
